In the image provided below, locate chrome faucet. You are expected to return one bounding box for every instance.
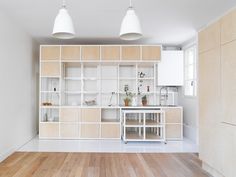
[159,87,168,105]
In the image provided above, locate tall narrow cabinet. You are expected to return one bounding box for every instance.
[198,8,236,177]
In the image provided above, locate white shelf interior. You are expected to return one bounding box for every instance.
[40,92,60,106]
[101,93,118,107]
[40,108,59,122]
[41,78,60,92]
[62,93,81,106]
[101,108,120,122]
[64,63,81,78]
[119,65,136,79]
[40,62,181,108]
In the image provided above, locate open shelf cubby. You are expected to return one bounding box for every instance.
[83,64,99,79]
[62,93,81,106]
[40,108,59,123]
[101,108,120,122]
[125,113,144,126]
[63,63,81,78]
[126,127,144,140]
[83,93,99,106]
[119,65,136,79]
[101,65,118,79]
[41,78,60,92]
[101,93,118,107]
[145,127,162,140]
[40,92,60,106]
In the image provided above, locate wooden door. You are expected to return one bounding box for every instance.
[163,108,182,124]
[60,123,79,138]
[221,41,236,125]
[81,108,101,122]
[81,46,100,60]
[166,124,182,139]
[198,22,221,53]
[39,123,59,138]
[220,124,236,177]
[101,46,120,61]
[41,46,60,60]
[60,108,80,122]
[198,48,221,169]
[121,46,140,60]
[142,46,161,61]
[61,46,80,60]
[221,9,236,45]
[41,62,60,77]
[80,124,100,138]
[101,123,120,138]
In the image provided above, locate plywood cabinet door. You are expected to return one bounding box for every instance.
[81,46,100,60]
[60,108,80,122]
[166,124,182,139]
[39,123,59,138]
[142,46,161,61]
[61,46,80,60]
[41,46,60,60]
[220,124,236,177]
[101,123,120,139]
[101,46,120,60]
[81,108,101,122]
[121,46,140,60]
[60,123,79,138]
[41,62,60,77]
[221,41,236,125]
[198,22,220,53]
[80,124,100,138]
[221,9,236,45]
[198,48,222,170]
[164,108,182,124]
[199,48,221,126]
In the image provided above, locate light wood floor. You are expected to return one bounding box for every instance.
[0,152,211,177]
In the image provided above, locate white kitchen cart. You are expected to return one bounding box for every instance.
[122,108,166,143]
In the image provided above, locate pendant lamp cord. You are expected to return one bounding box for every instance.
[129,0,132,8]
[62,0,66,8]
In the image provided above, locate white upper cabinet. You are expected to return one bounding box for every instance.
[158,51,183,86]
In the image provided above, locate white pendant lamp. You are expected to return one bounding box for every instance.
[120,0,142,40]
[52,0,75,39]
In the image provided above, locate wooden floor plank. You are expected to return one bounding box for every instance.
[0,152,211,177]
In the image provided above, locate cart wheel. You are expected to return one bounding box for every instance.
[164,141,167,144]
[125,141,128,144]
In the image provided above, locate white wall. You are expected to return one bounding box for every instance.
[179,38,199,144]
[178,88,198,143]
[0,11,38,162]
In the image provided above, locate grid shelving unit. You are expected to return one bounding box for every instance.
[39,45,182,141]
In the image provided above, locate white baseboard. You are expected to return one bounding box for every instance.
[0,133,37,163]
[0,146,17,162]
[202,162,225,177]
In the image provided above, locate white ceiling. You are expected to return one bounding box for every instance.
[0,0,236,46]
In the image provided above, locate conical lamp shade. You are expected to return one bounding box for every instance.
[120,8,142,40]
[52,8,75,39]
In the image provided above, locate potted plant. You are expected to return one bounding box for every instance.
[124,92,133,106]
[124,97,131,106]
[142,95,147,106]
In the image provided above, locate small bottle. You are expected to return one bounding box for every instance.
[132,97,137,106]
[44,113,48,122]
